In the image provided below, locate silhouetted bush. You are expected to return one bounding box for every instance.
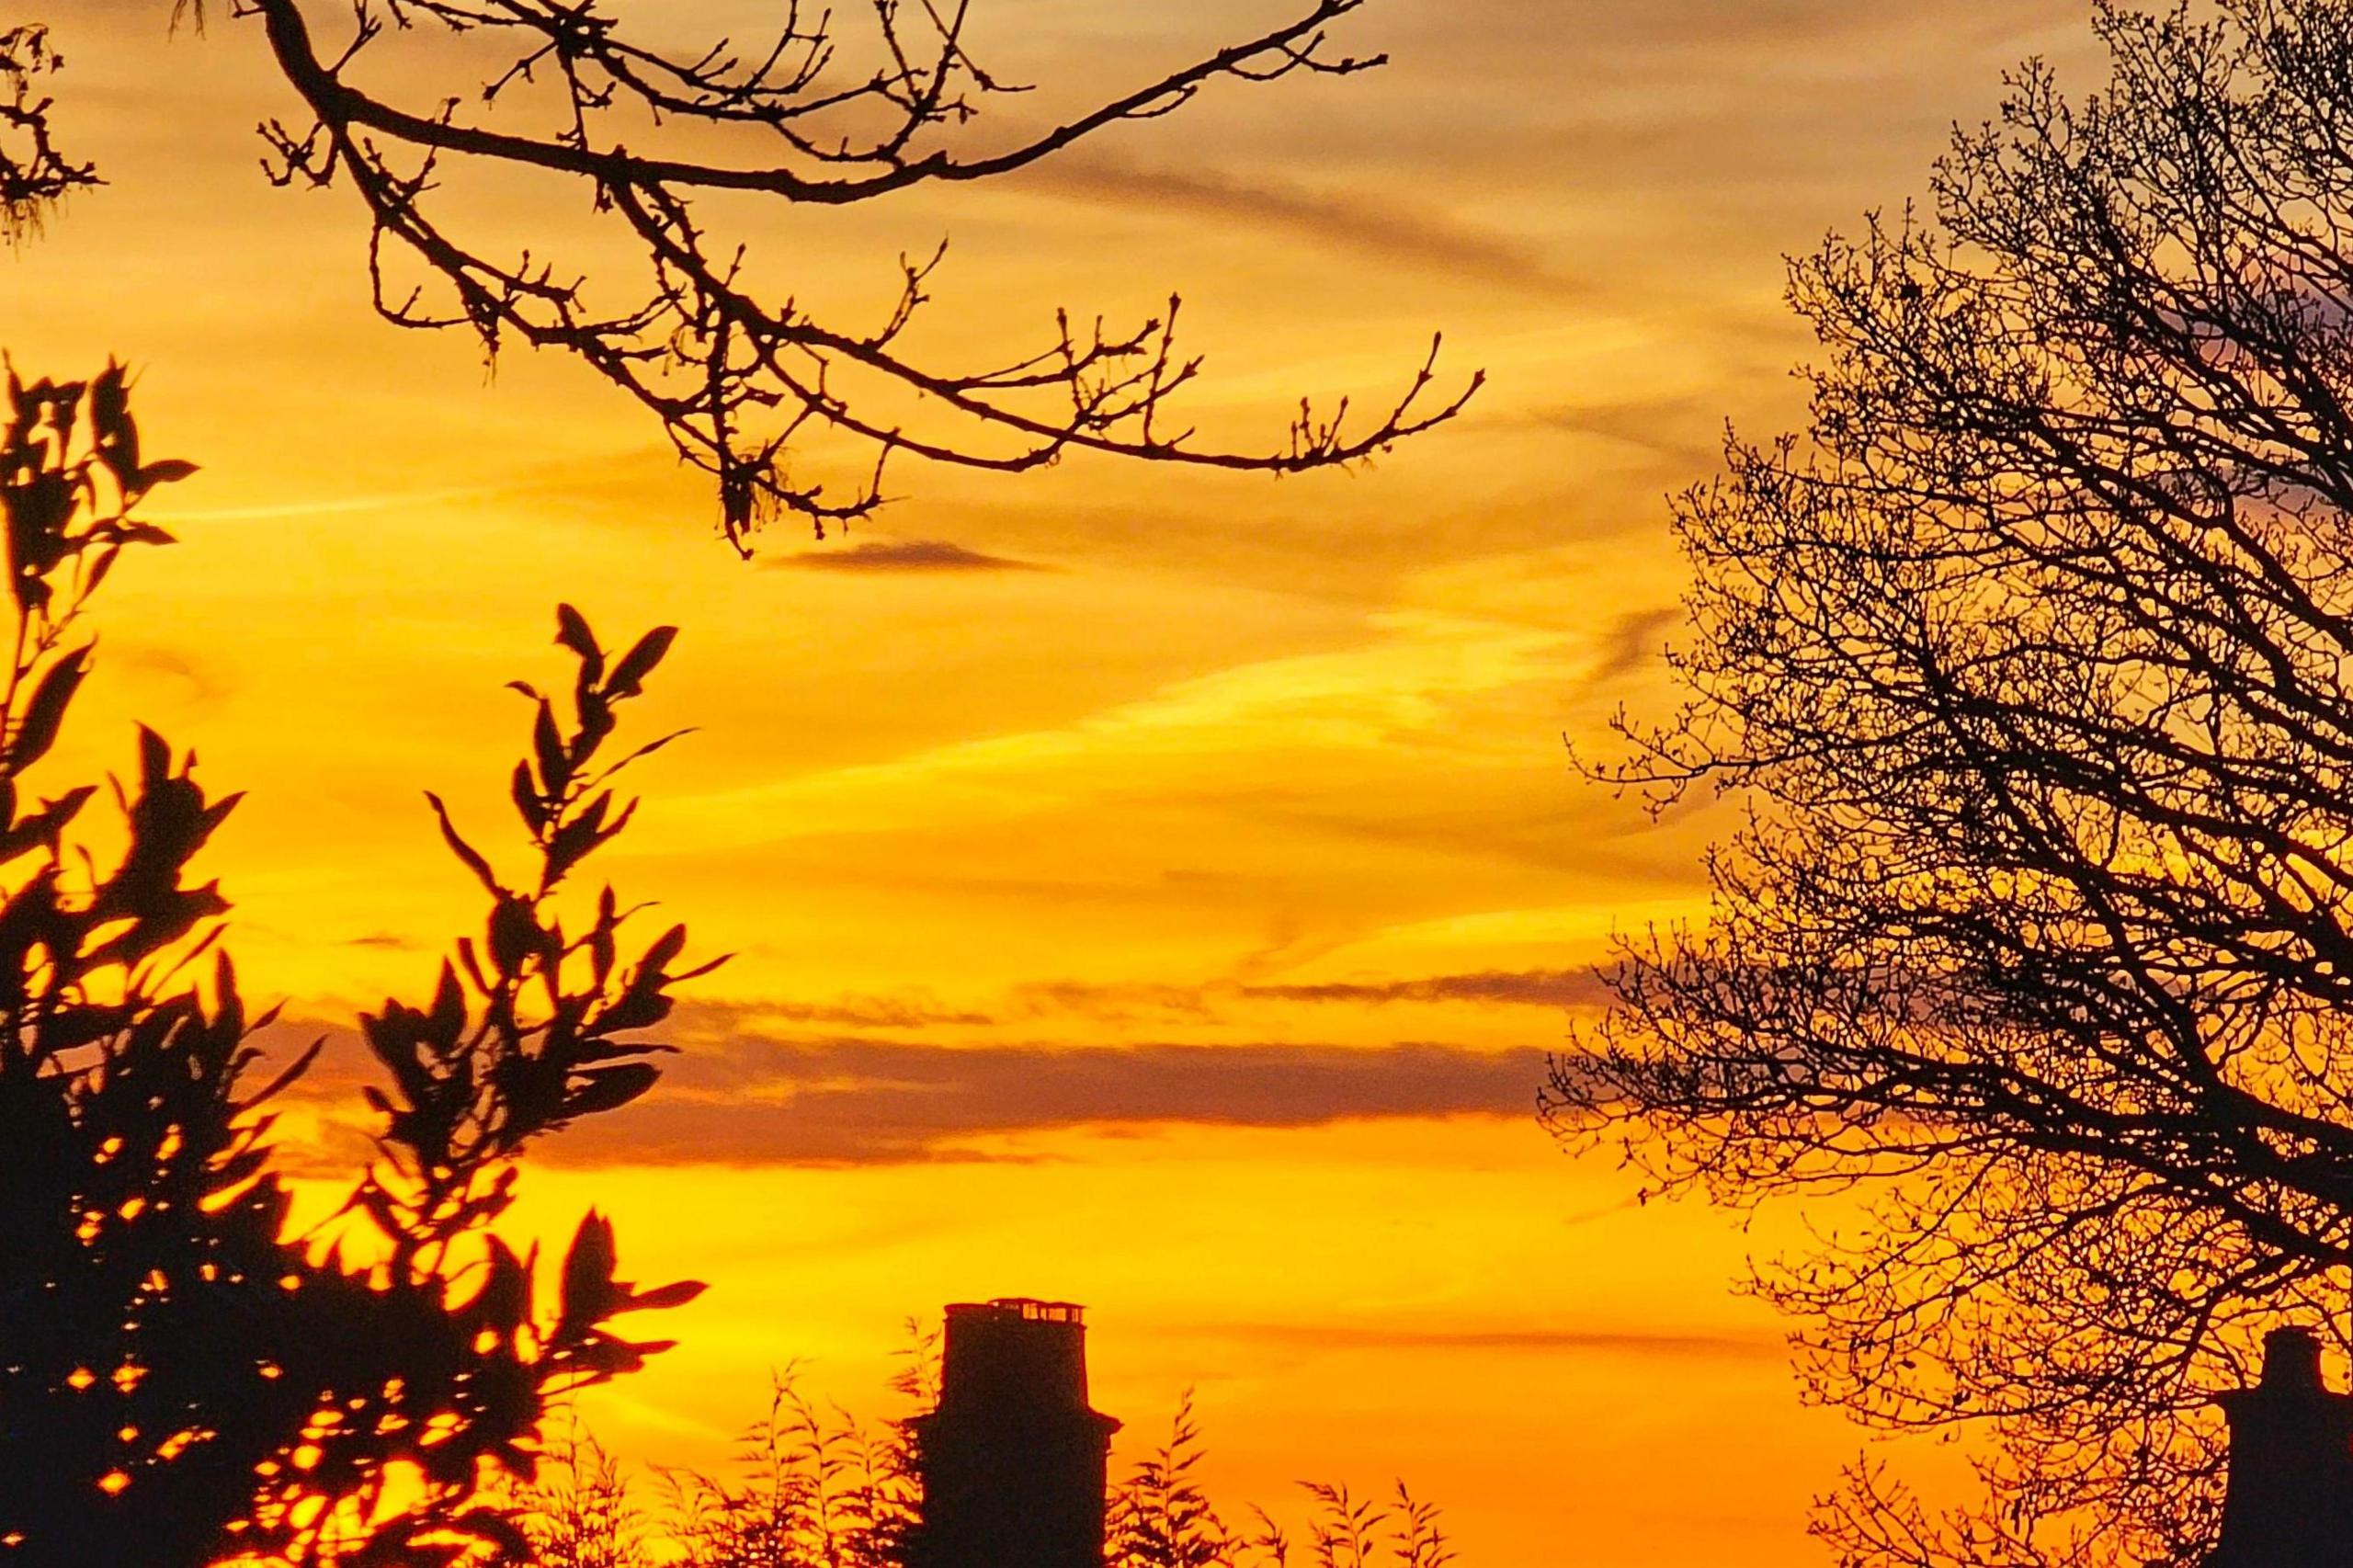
[0,364,711,1564]
[526,1348,1455,1568]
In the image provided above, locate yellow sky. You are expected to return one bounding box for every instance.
[5,3,2105,1562]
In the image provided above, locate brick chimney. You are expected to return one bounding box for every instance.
[2207,1327,2353,1567]
[907,1299,1122,1568]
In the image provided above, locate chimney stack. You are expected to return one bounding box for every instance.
[908,1299,1121,1568]
[2206,1327,2353,1567]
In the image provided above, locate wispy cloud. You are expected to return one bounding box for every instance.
[769,540,1049,574]
[1530,392,1725,470]
[651,611,1576,846]
[1179,1320,1781,1360]
[1023,159,1585,299]
[1007,980,1222,1024]
[1008,968,1610,1020]
[678,995,997,1032]
[1239,969,1610,1008]
[1586,605,1679,687]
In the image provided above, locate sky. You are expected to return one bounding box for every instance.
[5,2,2105,1562]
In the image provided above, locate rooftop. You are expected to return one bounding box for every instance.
[945,1298,1086,1324]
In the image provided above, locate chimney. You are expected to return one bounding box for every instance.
[908,1299,1122,1568]
[2206,1327,2353,1567]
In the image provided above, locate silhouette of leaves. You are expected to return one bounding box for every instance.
[0,367,711,1565]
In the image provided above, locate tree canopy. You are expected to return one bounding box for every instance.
[1545,2,2353,1562]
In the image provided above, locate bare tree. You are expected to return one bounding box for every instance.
[24,1,1477,549]
[1542,3,2353,1563]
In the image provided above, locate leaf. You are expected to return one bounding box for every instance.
[541,790,614,886]
[625,1278,708,1312]
[563,1061,659,1119]
[509,758,545,835]
[6,645,85,773]
[424,790,501,894]
[638,923,687,977]
[603,625,677,699]
[532,699,568,797]
[453,935,490,996]
[132,458,198,491]
[474,1236,532,1332]
[596,987,674,1034]
[597,727,695,778]
[428,960,466,1043]
[589,891,617,985]
[89,362,128,452]
[561,1210,620,1324]
[553,603,600,667]
[230,1035,324,1115]
[136,724,170,788]
[669,952,733,985]
[0,784,95,858]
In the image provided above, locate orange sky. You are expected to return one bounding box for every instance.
[6,4,2104,1562]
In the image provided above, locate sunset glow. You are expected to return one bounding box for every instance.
[4,4,2109,1562]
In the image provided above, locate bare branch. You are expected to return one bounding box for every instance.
[0,26,97,242]
[222,0,1476,548]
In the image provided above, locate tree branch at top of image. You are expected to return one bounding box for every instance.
[26,1,1481,551]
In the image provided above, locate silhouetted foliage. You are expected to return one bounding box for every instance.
[0,364,712,1564]
[0,25,94,241]
[1543,4,2353,1564]
[1108,1395,1240,1568]
[529,1428,647,1568]
[527,1356,1452,1568]
[26,2,1476,548]
[1102,1403,1450,1568]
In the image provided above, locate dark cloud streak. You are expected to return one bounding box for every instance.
[771,540,1049,574]
[1015,968,1613,1020]
[1240,969,1610,1008]
[549,1038,1549,1167]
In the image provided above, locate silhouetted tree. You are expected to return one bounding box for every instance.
[1542,3,2353,1563]
[0,364,713,1564]
[19,2,1477,548]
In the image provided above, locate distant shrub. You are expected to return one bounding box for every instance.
[527,1336,1455,1568]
